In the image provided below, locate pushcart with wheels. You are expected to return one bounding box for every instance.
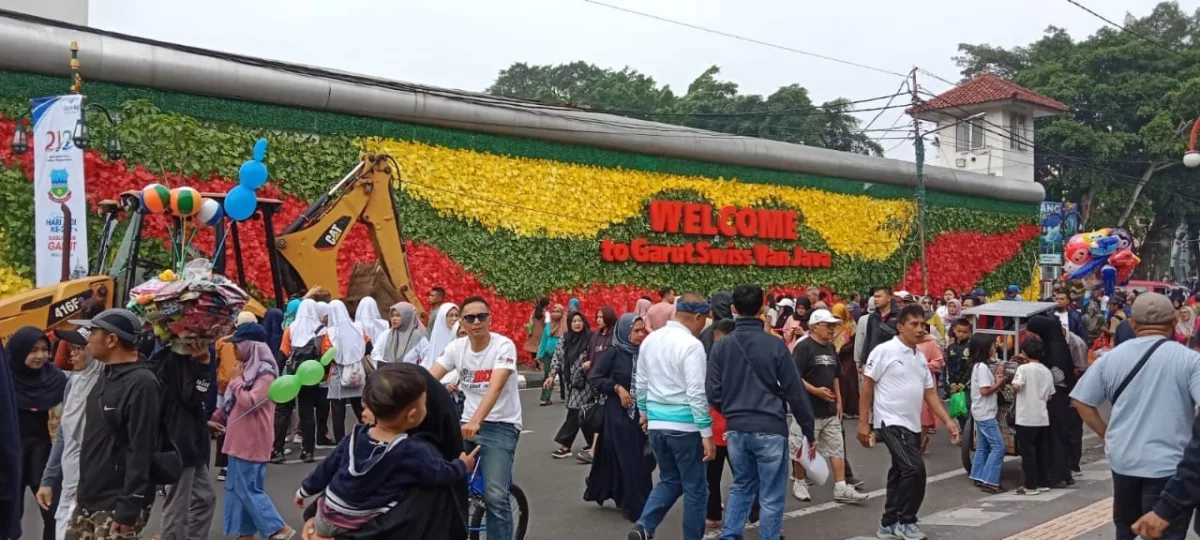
[956,300,1057,472]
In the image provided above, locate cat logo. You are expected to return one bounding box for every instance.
[315,216,352,250]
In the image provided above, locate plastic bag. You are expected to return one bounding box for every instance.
[795,437,830,486]
[949,390,968,419]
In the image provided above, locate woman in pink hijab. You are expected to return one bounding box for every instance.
[634,298,652,318]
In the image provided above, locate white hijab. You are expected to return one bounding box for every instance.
[354,297,388,341]
[327,300,366,366]
[290,299,323,348]
[428,303,459,364]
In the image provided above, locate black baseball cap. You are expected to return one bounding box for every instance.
[53,326,91,346]
[226,323,268,343]
[69,308,142,345]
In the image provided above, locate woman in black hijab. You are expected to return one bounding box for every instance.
[1027,315,1076,487]
[6,326,67,540]
[547,311,597,457]
[584,314,653,523]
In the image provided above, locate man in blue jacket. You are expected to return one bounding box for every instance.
[0,343,21,540]
[707,284,816,540]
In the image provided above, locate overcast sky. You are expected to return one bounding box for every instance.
[90,0,1193,163]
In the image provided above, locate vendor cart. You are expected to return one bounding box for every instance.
[956,300,1057,472]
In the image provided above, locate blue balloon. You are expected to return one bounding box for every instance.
[253,138,268,162]
[238,160,268,190]
[224,185,258,221]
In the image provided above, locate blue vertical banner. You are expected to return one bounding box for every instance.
[32,95,89,286]
[1039,201,1064,266]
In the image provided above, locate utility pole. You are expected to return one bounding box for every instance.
[910,68,928,296]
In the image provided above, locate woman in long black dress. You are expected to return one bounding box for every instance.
[584,313,652,522]
[7,326,67,540]
[1028,315,1077,487]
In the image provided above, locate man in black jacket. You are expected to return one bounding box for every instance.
[859,286,900,365]
[147,340,216,540]
[68,309,162,539]
[706,284,815,540]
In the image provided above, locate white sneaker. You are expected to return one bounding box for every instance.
[834,486,868,503]
[792,479,811,501]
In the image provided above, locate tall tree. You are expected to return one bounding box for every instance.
[953,2,1200,278]
[487,63,883,155]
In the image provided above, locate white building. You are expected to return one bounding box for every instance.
[0,0,88,26]
[912,74,1068,182]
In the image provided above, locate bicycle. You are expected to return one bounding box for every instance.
[467,450,529,540]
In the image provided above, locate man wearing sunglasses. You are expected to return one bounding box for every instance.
[430,296,523,540]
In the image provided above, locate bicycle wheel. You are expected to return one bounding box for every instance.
[468,484,530,540]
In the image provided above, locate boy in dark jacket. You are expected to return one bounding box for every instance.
[706,284,815,540]
[296,363,478,536]
[945,318,973,430]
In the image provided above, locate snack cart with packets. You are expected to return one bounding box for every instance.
[956,300,1057,472]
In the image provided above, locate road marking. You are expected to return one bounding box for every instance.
[701,455,1021,538]
[1002,497,1112,540]
[920,507,1011,527]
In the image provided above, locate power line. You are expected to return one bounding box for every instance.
[581,0,910,78]
[859,75,912,136]
[1064,0,1184,57]
[580,92,909,119]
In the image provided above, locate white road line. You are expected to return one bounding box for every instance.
[701,456,1021,539]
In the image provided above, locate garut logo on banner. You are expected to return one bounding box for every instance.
[48,168,73,203]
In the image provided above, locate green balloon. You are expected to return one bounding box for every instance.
[268,375,301,403]
[319,347,338,366]
[296,359,326,386]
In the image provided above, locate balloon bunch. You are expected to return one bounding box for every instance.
[268,347,338,403]
[224,139,269,221]
[140,183,223,273]
[1063,227,1140,297]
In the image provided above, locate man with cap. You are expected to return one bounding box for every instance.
[67,308,163,539]
[144,323,218,540]
[1072,292,1200,540]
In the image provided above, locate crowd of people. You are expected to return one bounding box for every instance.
[2,280,1200,540]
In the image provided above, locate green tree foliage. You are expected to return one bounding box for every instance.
[953,2,1200,277]
[487,62,883,156]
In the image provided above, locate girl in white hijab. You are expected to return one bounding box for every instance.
[427,303,460,366]
[353,297,388,344]
[325,300,367,442]
[288,299,323,350]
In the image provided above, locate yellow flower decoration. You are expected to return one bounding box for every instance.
[362,138,914,260]
[0,265,32,299]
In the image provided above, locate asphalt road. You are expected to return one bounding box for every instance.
[22,378,1128,540]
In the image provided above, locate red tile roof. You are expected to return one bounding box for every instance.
[910,73,1069,114]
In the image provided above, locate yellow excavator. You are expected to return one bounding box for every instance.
[0,153,424,340]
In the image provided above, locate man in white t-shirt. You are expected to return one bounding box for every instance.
[430,296,522,540]
[858,304,959,540]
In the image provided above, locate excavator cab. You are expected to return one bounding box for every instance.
[273,153,425,320]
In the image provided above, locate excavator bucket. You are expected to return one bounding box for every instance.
[343,262,403,314]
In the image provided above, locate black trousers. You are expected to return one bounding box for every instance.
[1112,472,1192,540]
[1015,425,1050,489]
[553,408,596,449]
[330,397,365,443]
[706,445,760,522]
[1067,406,1083,471]
[1047,391,1073,484]
[214,433,227,468]
[877,425,925,528]
[23,440,58,540]
[274,385,330,454]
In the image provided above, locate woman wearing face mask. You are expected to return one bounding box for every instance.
[583,314,653,523]
[35,327,98,540]
[538,304,566,406]
[7,326,67,540]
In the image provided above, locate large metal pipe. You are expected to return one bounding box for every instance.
[0,10,1044,204]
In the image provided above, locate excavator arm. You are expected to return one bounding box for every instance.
[274,153,425,319]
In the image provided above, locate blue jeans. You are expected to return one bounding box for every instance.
[466,421,520,540]
[969,418,1005,486]
[638,430,708,540]
[223,457,286,537]
[720,432,788,540]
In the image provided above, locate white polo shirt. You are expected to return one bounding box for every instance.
[864,336,934,433]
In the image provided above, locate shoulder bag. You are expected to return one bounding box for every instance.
[1112,338,1168,405]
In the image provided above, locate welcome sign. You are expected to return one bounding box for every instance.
[600,200,832,268]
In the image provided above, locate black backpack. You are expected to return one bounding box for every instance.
[285,326,324,374]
